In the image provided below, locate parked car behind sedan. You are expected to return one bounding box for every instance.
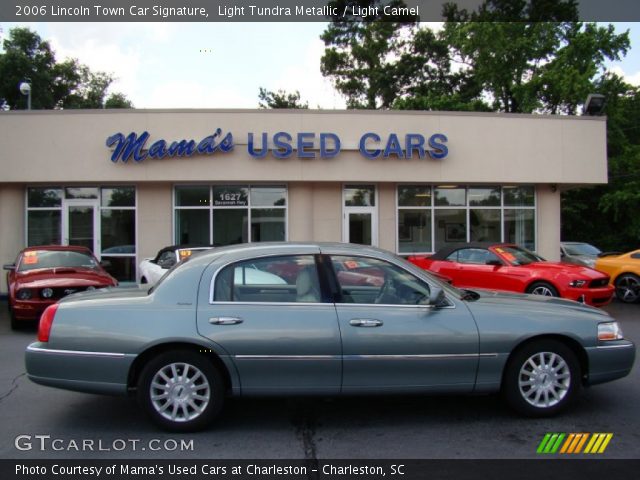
[25,242,634,431]
[4,245,118,329]
[408,243,614,307]
[561,242,602,268]
[595,249,640,303]
[139,245,212,285]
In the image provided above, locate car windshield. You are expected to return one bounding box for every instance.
[18,250,99,272]
[564,243,601,256]
[494,245,545,266]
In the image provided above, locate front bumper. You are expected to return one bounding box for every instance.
[11,299,54,321]
[585,340,636,385]
[565,285,615,307]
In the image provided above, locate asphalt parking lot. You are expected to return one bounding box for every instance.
[0,299,638,460]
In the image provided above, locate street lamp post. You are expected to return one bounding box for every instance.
[19,81,31,110]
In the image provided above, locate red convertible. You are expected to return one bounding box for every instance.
[408,243,614,307]
[4,245,118,329]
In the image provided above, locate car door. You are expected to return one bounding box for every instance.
[328,254,480,394]
[197,252,342,395]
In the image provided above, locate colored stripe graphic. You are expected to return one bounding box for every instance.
[538,433,613,454]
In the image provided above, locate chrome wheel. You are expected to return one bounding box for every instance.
[530,285,555,296]
[615,274,640,303]
[518,352,571,408]
[150,362,211,423]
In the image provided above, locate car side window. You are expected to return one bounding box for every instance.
[214,255,321,303]
[331,255,430,305]
[455,248,500,265]
[632,253,640,260]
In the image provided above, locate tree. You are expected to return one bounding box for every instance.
[0,27,133,110]
[320,0,418,109]
[258,88,308,109]
[440,1,629,114]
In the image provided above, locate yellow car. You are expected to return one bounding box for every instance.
[595,249,640,303]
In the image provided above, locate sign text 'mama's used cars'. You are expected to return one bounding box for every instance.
[4,246,118,329]
[25,243,635,431]
[409,243,615,307]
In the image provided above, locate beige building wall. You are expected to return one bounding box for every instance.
[137,183,173,265]
[0,185,25,292]
[536,185,562,262]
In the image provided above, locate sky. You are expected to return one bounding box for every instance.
[1,21,640,109]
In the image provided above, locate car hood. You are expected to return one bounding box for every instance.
[521,261,606,278]
[467,288,609,317]
[15,268,115,288]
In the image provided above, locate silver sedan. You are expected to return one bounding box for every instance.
[25,243,635,431]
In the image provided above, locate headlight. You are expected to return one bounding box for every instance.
[598,322,624,341]
[16,289,32,300]
[569,279,588,288]
[41,288,54,299]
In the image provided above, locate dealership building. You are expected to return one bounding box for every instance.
[0,109,607,292]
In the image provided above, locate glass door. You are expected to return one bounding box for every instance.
[343,185,378,246]
[62,200,100,256]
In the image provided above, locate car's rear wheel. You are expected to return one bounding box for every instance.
[526,281,559,297]
[137,351,224,432]
[503,340,580,416]
[614,273,640,303]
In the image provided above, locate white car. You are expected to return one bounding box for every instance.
[139,245,212,285]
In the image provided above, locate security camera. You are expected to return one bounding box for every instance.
[19,82,31,95]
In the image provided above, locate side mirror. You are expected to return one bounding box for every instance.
[426,286,446,308]
[3,263,15,271]
[486,260,502,267]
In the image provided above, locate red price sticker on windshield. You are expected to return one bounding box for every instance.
[179,250,192,259]
[23,251,39,265]
[344,260,359,270]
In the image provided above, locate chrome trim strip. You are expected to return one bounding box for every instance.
[235,355,338,360]
[345,353,498,360]
[595,344,635,350]
[233,353,497,360]
[27,345,126,358]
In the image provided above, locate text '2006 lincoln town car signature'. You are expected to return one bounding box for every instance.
[25,243,635,431]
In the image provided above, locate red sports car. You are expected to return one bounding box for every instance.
[408,243,614,307]
[4,245,118,329]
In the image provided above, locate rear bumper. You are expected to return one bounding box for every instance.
[25,343,133,395]
[585,341,636,385]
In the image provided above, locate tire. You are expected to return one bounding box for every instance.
[614,273,640,304]
[503,340,581,417]
[526,281,559,297]
[137,350,224,432]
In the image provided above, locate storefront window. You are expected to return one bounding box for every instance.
[175,185,287,246]
[504,209,535,250]
[435,186,466,206]
[26,186,137,282]
[435,209,467,251]
[27,210,61,246]
[397,185,536,254]
[344,185,375,207]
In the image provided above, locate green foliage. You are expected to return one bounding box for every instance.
[258,88,309,109]
[0,27,133,110]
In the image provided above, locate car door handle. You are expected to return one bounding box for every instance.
[349,318,383,327]
[209,317,243,325]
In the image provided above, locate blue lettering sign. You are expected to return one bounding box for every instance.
[297,132,316,159]
[359,132,381,159]
[106,129,233,163]
[247,132,268,158]
[428,133,448,159]
[320,133,341,158]
[272,132,293,159]
[383,133,404,158]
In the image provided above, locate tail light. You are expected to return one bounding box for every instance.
[38,303,59,342]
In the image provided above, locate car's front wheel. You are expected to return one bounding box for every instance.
[526,281,559,297]
[503,340,581,417]
[137,351,224,431]
[615,273,640,303]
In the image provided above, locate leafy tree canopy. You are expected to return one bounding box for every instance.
[0,27,133,110]
[258,87,309,109]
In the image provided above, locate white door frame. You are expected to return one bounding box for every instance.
[342,185,378,246]
[62,199,100,258]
